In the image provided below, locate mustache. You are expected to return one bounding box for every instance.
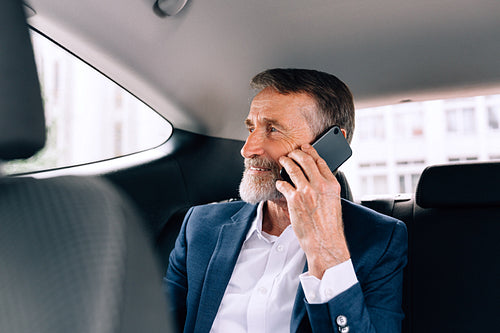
[244,157,281,171]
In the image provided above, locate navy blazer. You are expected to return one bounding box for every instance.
[165,199,407,333]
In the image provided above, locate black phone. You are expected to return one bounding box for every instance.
[279,125,352,186]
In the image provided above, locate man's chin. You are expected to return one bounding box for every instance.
[239,177,283,204]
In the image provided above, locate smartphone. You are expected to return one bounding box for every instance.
[280,125,352,186]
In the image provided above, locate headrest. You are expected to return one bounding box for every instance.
[416,162,500,208]
[0,0,46,160]
[336,170,353,201]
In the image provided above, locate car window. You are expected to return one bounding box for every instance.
[342,94,500,201]
[3,30,172,175]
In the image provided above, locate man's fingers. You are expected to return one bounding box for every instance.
[286,149,322,182]
[275,179,294,197]
[278,155,309,188]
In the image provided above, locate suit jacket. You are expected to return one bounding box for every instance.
[165,199,407,333]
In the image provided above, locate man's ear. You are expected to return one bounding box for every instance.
[340,128,347,138]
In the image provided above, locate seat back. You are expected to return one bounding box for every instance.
[0,176,172,333]
[361,162,500,333]
[408,162,500,333]
[0,1,172,332]
[0,0,45,160]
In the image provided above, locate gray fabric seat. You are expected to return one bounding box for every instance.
[0,1,172,332]
[0,176,171,333]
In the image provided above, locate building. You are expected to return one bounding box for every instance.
[343,95,500,200]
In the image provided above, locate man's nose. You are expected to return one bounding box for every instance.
[241,131,265,158]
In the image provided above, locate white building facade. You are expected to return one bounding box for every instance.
[343,95,500,200]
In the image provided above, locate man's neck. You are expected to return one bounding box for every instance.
[262,199,291,236]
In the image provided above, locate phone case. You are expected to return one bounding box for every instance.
[280,126,352,186]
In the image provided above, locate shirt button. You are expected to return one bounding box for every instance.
[325,288,334,298]
[276,244,284,252]
[258,287,268,295]
[336,315,348,327]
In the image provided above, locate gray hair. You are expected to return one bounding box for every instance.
[250,68,355,144]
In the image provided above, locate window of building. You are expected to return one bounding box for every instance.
[445,107,476,135]
[488,105,500,130]
[3,30,172,175]
[373,175,388,194]
[342,93,500,201]
[393,104,424,139]
[360,175,388,196]
[398,173,421,193]
[448,156,478,162]
[357,112,385,141]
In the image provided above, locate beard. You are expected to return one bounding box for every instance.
[239,156,284,204]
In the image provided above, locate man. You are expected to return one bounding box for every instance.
[166,68,408,333]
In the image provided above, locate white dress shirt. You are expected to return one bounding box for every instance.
[210,202,358,333]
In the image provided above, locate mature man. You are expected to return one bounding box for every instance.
[166,68,408,333]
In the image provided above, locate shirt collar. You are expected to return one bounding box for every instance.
[244,201,265,242]
[245,201,296,244]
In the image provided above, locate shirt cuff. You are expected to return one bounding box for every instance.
[299,259,358,304]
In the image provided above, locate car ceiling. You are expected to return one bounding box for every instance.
[26,0,500,140]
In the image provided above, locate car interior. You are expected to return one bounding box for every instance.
[1,0,499,332]
[0,1,172,332]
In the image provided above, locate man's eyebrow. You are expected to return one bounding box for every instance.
[244,117,286,129]
[263,118,286,130]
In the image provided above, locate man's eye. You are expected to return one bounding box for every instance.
[270,127,277,132]
[248,128,255,133]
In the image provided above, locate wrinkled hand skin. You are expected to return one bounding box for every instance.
[276,143,351,279]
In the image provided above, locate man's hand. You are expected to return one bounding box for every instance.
[276,143,350,279]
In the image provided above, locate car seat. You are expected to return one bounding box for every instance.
[363,162,500,332]
[0,1,173,332]
[407,162,500,333]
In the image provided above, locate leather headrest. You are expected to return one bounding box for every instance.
[416,162,500,208]
[0,0,46,160]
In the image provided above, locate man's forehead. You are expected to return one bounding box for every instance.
[247,91,316,123]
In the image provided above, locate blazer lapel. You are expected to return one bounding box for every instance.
[194,203,257,332]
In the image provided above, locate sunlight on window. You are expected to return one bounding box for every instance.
[342,94,500,201]
[4,31,172,175]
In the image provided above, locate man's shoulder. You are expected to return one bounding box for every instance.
[190,199,251,216]
[341,199,407,253]
[341,199,407,276]
[180,200,257,250]
[341,198,406,230]
[185,200,257,228]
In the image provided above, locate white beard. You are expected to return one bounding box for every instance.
[239,157,283,204]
